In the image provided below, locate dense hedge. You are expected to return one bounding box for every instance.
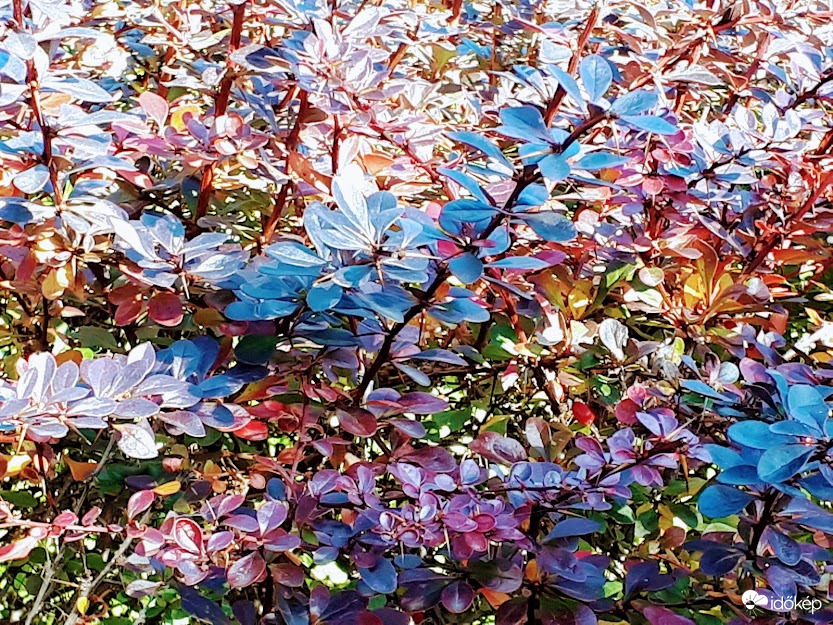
[2,0,833,623]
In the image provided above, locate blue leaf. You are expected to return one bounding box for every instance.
[538,153,570,182]
[548,64,585,106]
[197,375,244,399]
[307,283,343,311]
[764,528,802,566]
[497,106,550,142]
[703,444,745,469]
[698,484,754,518]
[359,557,397,594]
[487,257,550,270]
[728,421,790,449]
[438,199,496,236]
[787,384,828,427]
[429,297,489,324]
[179,587,232,625]
[516,184,548,207]
[610,90,658,115]
[579,55,612,103]
[757,444,812,483]
[438,168,491,205]
[0,199,36,224]
[575,152,629,171]
[358,290,416,323]
[447,131,513,171]
[680,379,731,401]
[544,518,601,540]
[769,421,817,436]
[716,465,762,486]
[766,564,797,603]
[619,115,678,135]
[520,211,576,242]
[698,546,743,575]
[448,253,483,284]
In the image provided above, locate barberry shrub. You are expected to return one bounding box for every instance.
[1,0,833,623]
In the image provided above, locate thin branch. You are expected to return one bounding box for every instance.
[262,89,309,244]
[544,6,599,125]
[194,0,248,225]
[743,170,833,276]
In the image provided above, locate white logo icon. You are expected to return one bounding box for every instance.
[742,589,767,609]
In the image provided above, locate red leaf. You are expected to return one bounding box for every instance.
[227,551,266,588]
[127,489,155,521]
[115,299,144,326]
[470,432,526,464]
[337,409,378,437]
[573,401,596,426]
[234,420,269,441]
[148,293,183,327]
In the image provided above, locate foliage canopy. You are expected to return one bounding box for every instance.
[2,0,833,623]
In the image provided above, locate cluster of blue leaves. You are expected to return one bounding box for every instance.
[684,361,833,597]
[495,55,677,187]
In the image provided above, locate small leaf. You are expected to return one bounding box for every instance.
[153,481,181,496]
[757,444,812,483]
[610,90,658,115]
[337,408,378,437]
[359,557,397,594]
[65,457,98,481]
[599,318,628,361]
[139,91,169,127]
[114,419,158,459]
[620,114,677,135]
[148,293,184,327]
[698,485,754,518]
[520,212,576,242]
[448,252,484,283]
[579,55,612,102]
[575,152,629,171]
[13,165,49,194]
[538,153,570,182]
[127,489,155,520]
[441,581,474,613]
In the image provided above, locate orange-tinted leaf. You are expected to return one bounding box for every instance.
[66,457,98,481]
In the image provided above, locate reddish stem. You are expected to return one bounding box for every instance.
[262,90,309,244]
[194,1,248,224]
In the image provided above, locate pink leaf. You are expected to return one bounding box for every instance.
[127,489,155,521]
[227,550,266,588]
[173,518,204,554]
[139,91,168,128]
[53,511,78,528]
[0,535,37,563]
[81,506,102,526]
